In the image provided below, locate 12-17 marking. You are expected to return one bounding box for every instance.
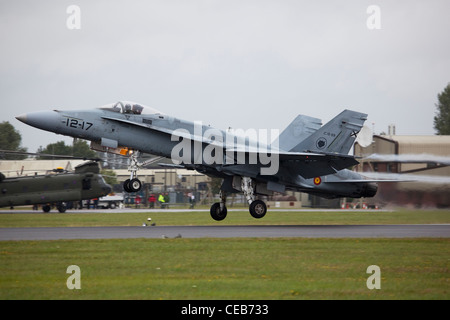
[65,118,93,130]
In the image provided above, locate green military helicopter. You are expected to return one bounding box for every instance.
[0,151,112,213]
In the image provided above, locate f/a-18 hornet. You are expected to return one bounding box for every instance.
[17,101,379,220]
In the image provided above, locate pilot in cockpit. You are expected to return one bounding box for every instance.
[132,104,143,115]
[102,101,161,116]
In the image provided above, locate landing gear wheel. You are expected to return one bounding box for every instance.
[123,179,132,193]
[210,202,228,221]
[249,200,267,219]
[129,178,142,192]
[57,203,67,213]
[123,178,142,193]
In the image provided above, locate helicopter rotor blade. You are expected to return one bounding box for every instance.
[0,149,101,162]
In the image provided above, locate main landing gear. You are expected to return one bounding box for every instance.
[210,190,228,221]
[210,176,267,221]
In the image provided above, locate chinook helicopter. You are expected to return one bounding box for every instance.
[0,151,112,213]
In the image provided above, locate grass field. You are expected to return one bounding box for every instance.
[1,238,448,300]
[0,209,449,300]
[1,208,450,227]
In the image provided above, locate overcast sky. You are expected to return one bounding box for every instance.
[1,0,449,152]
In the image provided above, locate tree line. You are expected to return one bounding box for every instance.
[0,123,97,160]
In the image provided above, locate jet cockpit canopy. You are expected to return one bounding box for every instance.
[99,101,163,115]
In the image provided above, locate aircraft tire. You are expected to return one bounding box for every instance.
[210,202,227,221]
[57,203,67,213]
[249,200,267,219]
[42,205,51,213]
[129,178,142,192]
[124,178,142,193]
[123,179,132,193]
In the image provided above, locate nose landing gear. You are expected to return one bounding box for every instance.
[123,150,142,192]
[123,178,142,193]
[122,151,164,193]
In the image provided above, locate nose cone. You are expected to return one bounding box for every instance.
[16,113,28,123]
[16,110,61,133]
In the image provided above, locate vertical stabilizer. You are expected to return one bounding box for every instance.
[272,115,322,151]
[291,109,367,154]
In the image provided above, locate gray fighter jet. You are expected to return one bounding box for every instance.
[17,101,378,220]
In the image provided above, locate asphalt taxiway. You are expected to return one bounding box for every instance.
[1,224,449,241]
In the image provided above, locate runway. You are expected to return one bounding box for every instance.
[1,224,449,240]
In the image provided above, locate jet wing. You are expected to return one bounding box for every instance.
[227,148,359,178]
[102,115,358,178]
